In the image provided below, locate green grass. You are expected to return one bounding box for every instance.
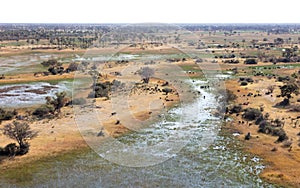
[0,77,74,86]
[179,64,202,72]
[0,147,91,186]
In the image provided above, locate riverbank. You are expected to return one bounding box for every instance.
[225,77,300,187]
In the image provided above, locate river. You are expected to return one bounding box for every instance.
[1,79,275,187]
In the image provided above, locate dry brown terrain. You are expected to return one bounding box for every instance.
[225,76,300,187]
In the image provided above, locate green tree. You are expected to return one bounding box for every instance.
[46,92,69,114]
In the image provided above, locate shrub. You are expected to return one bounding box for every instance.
[18,143,30,155]
[245,78,254,83]
[277,130,288,142]
[275,98,290,107]
[195,58,203,63]
[1,143,30,156]
[258,120,271,133]
[0,108,17,121]
[242,108,262,121]
[89,81,111,98]
[48,66,64,75]
[162,87,172,95]
[229,105,242,114]
[3,143,19,156]
[244,58,257,64]
[111,80,125,91]
[277,76,290,82]
[240,81,248,86]
[32,105,54,118]
[48,67,58,75]
[66,62,79,72]
[46,92,69,114]
[255,115,264,125]
[258,119,289,143]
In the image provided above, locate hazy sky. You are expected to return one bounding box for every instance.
[1,0,299,23]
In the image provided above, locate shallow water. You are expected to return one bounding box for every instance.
[0,53,66,74]
[1,80,275,187]
[0,81,72,108]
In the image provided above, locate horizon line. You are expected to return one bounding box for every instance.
[0,22,300,25]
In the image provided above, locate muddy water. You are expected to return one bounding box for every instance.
[1,80,275,187]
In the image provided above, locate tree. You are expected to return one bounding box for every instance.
[2,121,37,154]
[138,67,155,84]
[244,58,257,64]
[280,83,299,99]
[66,62,79,72]
[242,108,262,121]
[46,91,69,114]
[274,38,284,45]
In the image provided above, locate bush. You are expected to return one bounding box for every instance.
[66,62,79,72]
[111,80,125,91]
[89,81,111,98]
[240,81,248,86]
[3,143,19,156]
[1,143,30,156]
[275,98,290,107]
[277,76,290,82]
[258,119,289,143]
[48,66,64,75]
[195,58,203,63]
[255,115,264,125]
[32,105,54,118]
[276,130,288,142]
[258,120,271,133]
[0,108,17,121]
[18,143,30,155]
[162,87,172,95]
[244,58,257,64]
[245,78,254,83]
[229,105,242,114]
[242,108,262,121]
